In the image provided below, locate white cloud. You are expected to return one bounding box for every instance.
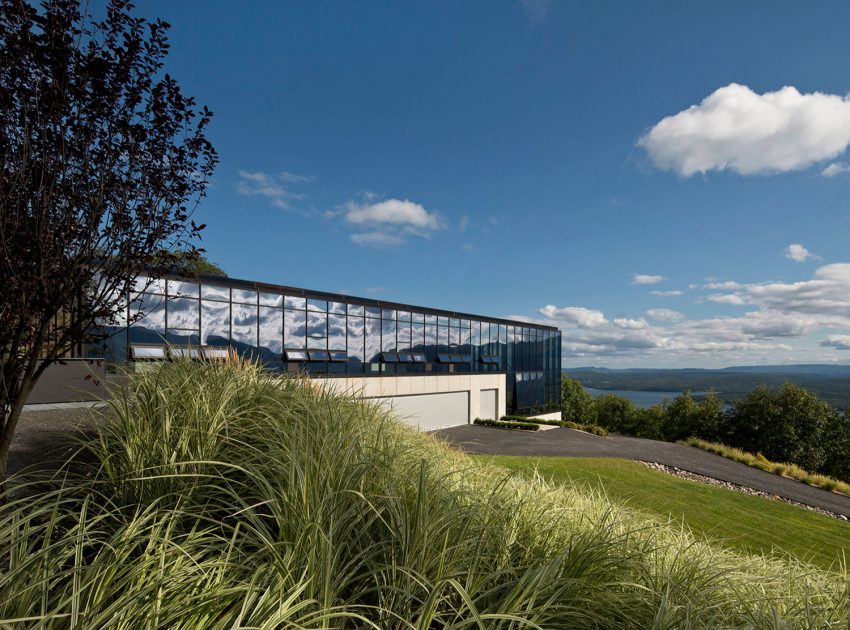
[706,293,748,305]
[821,335,850,350]
[518,0,551,22]
[345,198,442,231]
[237,170,314,210]
[639,83,850,176]
[784,243,821,263]
[343,196,444,247]
[650,290,682,297]
[822,162,850,177]
[614,317,649,330]
[539,305,608,328]
[703,281,743,290]
[541,261,850,365]
[646,308,685,322]
[632,274,666,285]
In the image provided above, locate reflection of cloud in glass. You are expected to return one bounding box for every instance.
[168,297,200,330]
[133,294,165,332]
[231,303,257,347]
[328,314,346,350]
[347,316,365,361]
[168,280,199,298]
[284,309,306,348]
[366,318,381,362]
[259,307,283,355]
[307,311,327,349]
[201,300,229,345]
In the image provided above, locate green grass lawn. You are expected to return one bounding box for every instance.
[477,455,850,572]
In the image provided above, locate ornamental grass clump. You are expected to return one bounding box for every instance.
[0,359,848,627]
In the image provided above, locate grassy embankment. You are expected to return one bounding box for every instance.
[0,359,847,627]
[683,437,850,495]
[479,455,850,572]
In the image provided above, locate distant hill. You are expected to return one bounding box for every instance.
[564,365,850,409]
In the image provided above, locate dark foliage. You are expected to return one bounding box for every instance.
[0,0,217,485]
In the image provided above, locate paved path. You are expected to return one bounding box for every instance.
[435,424,850,519]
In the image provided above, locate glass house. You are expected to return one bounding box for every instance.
[103,274,562,415]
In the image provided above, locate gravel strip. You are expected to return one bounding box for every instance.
[638,460,848,521]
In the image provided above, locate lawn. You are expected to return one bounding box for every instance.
[477,455,850,572]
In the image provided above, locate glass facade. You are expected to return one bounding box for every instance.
[108,275,562,414]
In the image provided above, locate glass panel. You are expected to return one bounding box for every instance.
[171,347,202,359]
[201,300,229,346]
[397,352,414,362]
[328,314,346,350]
[166,329,199,346]
[424,324,437,362]
[382,351,399,362]
[201,284,230,301]
[329,351,348,362]
[168,280,199,298]
[167,297,200,330]
[347,316,365,366]
[365,306,381,318]
[413,312,425,324]
[425,314,437,325]
[307,298,327,312]
[135,276,166,294]
[437,353,451,363]
[284,309,306,348]
[381,308,396,320]
[397,321,411,351]
[329,301,346,314]
[307,349,329,361]
[397,310,411,322]
[232,289,258,305]
[285,349,307,361]
[231,302,257,349]
[381,319,396,351]
[284,295,306,310]
[412,352,427,362]
[130,293,166,343]
[449,326,459,347]
[307,310,327,349]
[260,292,284,307]
[365,317,381,363]
[348,304,365,317]
[259,306,283,359]
[437,325,449,351]
[131,345,166,359]
[412,323,424,352]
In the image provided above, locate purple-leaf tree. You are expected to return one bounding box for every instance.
[0,0,217,487]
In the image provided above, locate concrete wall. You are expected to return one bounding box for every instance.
[27,360,113,404]
[318,373,506,430]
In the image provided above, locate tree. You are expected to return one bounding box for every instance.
[0,0,217,488]
[560,376,597,424]
[158,249,226,276]
[662,389,724,442]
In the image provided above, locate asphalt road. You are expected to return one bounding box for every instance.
[434,424,850,519]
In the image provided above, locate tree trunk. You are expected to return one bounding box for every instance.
[0,356,39,499]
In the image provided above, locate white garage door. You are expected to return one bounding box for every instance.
[479,388,497,420]
[377,391,469,431]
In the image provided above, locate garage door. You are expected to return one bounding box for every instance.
[479,388,497,420]
[376,391,469,431]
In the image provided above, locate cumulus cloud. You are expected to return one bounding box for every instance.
[821,335,850,350]
[646,308,685,322]
[632,273,666,285]
[539,305,607,328]
[639,83,850,176]
[343,196,443,247]
[539,262,850,364]
[784,243,821,263]
[822,162,850,177]
[614,317,648,330]
[650,290,682,297]
[237,170,314,210]
[703,281,743,290]
[706,293,748,305]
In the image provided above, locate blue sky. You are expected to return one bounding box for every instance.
[136,0,850,368]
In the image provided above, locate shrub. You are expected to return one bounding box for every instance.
[561,376,597,424]
[474,417,539,430]
[0,361,846,626]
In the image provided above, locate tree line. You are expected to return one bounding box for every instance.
[561,377,850,483]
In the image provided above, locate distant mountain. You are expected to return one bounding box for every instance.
[563,364,850,408]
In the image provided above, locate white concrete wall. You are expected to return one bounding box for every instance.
[527,411,562,422]
[316,373,506,430]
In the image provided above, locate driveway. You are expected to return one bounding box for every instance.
[434,424,850,519]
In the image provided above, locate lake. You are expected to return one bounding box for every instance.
[584,387,702,408]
